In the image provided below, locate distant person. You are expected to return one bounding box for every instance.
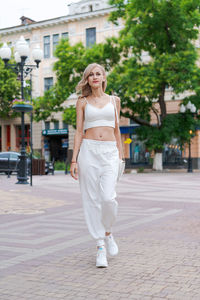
[145,148,150,162]
[70,63,124,268]
[134,143,140,162]
[164,145,169,162]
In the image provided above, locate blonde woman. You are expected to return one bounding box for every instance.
[70,63,123,268]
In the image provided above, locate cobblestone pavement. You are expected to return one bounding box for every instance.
[0,172,200,300]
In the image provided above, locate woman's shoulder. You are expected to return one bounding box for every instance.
[111,95,120,104]
[76,96,87,107]
[114,95,120,102]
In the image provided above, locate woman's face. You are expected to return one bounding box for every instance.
[87,66,105,89]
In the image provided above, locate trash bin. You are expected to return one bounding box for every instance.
[32,159,45,175]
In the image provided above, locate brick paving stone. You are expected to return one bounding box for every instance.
[1,173,200,299]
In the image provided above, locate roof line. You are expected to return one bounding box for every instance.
[0,7,115,35]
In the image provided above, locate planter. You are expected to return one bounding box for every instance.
[12,104,33,113]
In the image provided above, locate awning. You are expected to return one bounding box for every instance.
[120,125,140,134]
[42,129,68,136]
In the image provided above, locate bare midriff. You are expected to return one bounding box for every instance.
[84,126,116,141]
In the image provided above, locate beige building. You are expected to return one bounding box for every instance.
[0,0,200,168]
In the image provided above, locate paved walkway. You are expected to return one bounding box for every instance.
[0,172,200,299]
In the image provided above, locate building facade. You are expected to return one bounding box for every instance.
[0,0,200,168]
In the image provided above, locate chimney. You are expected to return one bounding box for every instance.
[20,16,35,25]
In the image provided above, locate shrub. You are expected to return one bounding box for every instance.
[137,167,144,173]
[54,161,66,170]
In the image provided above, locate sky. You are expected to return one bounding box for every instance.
[0,0,79,29]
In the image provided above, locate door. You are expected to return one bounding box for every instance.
[49,137,62,161]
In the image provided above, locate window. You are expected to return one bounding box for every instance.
[0,153,9,158]
[53,34,59,55]
[45,121,50,130]
[62,32,68,40]
[44,77,53,91]
[86,27,96,48]
[43,36,50,58]
[54,121,59,130]
[63,122,68,129]
[10,153,19,160]
[130,119,138,125]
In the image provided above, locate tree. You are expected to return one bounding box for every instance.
[107,0,200,169]
[63,105,76,129]
[33,1,200,170]
[0,59,20,118]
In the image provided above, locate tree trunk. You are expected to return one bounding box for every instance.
[153,152,163,171]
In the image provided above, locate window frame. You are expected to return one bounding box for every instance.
[53,34,59,56]
[44,77,53,91]
[43,35,51,59]
[86,27,96,48]
[61,32,69,40]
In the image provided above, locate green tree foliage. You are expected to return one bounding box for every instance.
[63,105,76,129]
[0,59,20,118]
[107,0,200,151]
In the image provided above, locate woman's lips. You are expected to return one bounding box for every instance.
[93,81,99,83]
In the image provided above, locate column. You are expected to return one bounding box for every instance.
[1,124,6,152]
[10,124,16,151]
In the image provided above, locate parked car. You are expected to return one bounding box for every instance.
[0,152,30,175]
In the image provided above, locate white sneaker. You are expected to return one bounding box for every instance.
[96,246,108,268]
[105,234,118,256]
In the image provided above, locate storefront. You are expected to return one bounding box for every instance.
[42,128,68,162]
[121,125,183,167]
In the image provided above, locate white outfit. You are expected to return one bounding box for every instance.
[84,98,115,131]
[77,96,119,247]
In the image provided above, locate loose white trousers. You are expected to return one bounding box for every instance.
[78,139,119,246]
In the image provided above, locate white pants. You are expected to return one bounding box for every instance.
[78,139,119,247]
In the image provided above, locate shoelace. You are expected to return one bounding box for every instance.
[97,247,106,257]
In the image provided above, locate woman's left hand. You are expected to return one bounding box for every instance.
[70,162,78,180]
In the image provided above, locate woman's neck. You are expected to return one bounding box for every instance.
[91,88,104,99]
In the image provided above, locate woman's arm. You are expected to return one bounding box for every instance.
[70,98,85,179]
[114,96,124,160]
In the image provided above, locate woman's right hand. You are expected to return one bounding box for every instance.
[70,162,78,180]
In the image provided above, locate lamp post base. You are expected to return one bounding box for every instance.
[187,158,193,173]
[16,178,29,184]
[16,152,29,185]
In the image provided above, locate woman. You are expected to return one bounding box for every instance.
[70,63,123,268]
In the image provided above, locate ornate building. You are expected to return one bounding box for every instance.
[0,0,200,168]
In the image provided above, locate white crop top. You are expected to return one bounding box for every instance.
[84,95,117,130]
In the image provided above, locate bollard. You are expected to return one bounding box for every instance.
[7,157,10,178]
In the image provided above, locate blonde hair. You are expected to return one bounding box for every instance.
[76,63,107,97]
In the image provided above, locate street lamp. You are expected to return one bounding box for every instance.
[180,102,197,173]
[0,36,43,184]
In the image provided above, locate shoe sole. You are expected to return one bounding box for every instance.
[108,251,118,257]
[96,264,108,268]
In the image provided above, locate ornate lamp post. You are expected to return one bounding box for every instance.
[180,101,197,173]
[0,36,43,184]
